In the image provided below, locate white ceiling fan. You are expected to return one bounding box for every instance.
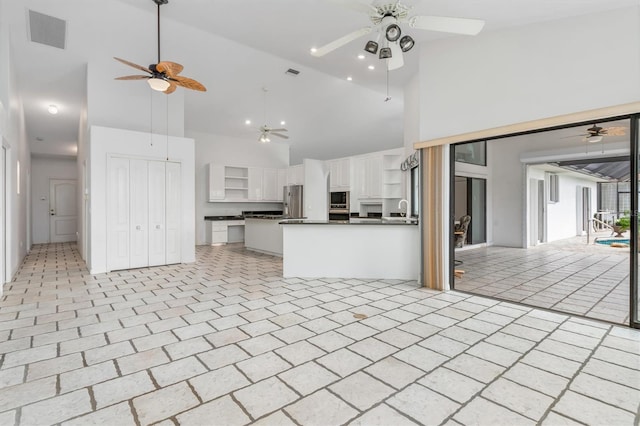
[312,0,485,70]
[257,88,289,143]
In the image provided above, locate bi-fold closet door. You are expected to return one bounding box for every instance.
[107,157,181,271]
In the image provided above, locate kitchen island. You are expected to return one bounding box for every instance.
[244,216,284,256]
[281,219,420,280]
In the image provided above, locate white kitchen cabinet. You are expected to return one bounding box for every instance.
[211,224,228,244]
[262,168,279,201]
[107,157,182,271]
[248,167,263,200]
[329,158,350,190]
[207,164,225,201]
[355,155,382,200]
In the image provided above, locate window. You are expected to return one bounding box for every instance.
[548,173,559,203]
[454,141,486,166]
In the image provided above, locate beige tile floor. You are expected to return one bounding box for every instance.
[454,240,631,324]
[0,242,639,425]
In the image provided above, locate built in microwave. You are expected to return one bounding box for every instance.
[330,191,349,211]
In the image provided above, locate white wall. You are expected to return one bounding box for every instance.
[417,7,640,141]
[188,131,289,245]
[528,165,598,242]
[0,5,30,284]
[31,156,78,244]
[88,126,195,274]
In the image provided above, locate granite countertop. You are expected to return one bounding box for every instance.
[204,215,245,221]
[244,215,286,220]
[280,218,418,225]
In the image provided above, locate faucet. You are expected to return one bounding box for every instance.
[398,199,408,217]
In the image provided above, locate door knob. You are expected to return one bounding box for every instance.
[136,225,141,230]
[156,225,162,229]
[50,209,55,216]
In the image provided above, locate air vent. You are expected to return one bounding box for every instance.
[28,10,67,50]
[285,68,300,76]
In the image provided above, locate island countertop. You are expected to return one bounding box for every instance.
[280,218,418,225]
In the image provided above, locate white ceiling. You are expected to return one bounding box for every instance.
[6,0,639,162]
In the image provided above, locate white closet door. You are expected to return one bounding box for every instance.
[107,158,131,271]
[165,162,181,264]
[148,161,166,267]
[129,159,149,269]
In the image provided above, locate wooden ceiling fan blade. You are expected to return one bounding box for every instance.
[409,15,485,35]
[164,82,177,94]
[269,128,288,132]
[605,126,627,136]
[115,75,150,80]
[156,61,184,77]
[114,57,152,74]
[271,132,289,139]
[311,27,372,57]
[172,76,207,91]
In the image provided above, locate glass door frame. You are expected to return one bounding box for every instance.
[449,114,640,328]
[630,114,639,328]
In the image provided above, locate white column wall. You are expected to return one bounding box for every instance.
[0,5,30,284]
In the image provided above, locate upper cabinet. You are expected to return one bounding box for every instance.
[207,163,287,202]
[208,164,225,200]
[355,155,382,199]
[329,158,350,191]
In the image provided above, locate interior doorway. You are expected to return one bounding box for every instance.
[49,179,77,243]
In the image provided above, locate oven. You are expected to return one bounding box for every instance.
[329,191,350,221]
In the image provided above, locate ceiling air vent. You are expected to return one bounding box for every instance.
[28,10,67,50]
[285,68,300,76]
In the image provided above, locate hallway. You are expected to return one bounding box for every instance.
[0,244,638,425]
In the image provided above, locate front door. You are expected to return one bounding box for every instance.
[49,179,77,243]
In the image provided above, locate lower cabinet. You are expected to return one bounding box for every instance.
[107,157,181,271]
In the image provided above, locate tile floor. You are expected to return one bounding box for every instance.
[0,242,639,426]
[454,244,630,324]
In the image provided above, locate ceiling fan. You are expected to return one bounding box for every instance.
[568,124,627,143]
[257,88,289,143]
[312,0,485,70]
[114,0,206,94]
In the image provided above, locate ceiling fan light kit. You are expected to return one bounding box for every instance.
[364,40,379,54]
[379,47,392,59]
[315,1,484,71]
[114,0,206,94]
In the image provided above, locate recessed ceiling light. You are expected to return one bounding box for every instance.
[357,54,365,60]
[47,105,58,114]
[245,119,251,125]
[368,65,375,70]
[347,76,353,81]
[310,47,317,54]
[280,121,286,126]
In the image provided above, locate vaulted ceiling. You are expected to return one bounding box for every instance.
[5,0,639,163]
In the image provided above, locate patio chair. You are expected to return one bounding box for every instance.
[455,215,471,248]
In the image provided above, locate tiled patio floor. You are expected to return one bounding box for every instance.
[454,242,630,325]
[0,243,639,425]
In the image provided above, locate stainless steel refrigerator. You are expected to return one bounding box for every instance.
[283,185,303,218]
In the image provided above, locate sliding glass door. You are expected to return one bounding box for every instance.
[632,115,639,328]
